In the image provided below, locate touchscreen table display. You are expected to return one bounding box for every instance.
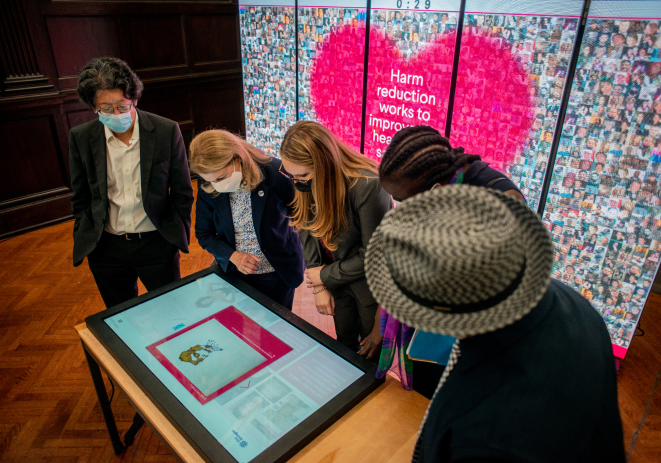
[103,273,363,463]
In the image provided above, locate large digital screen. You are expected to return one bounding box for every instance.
[449,0,584,211]
[240,1,297,157]
[298,1,368,150]
[541,0,661,358]
[364,0,461,159]
[238,0,661,358]
[104,273,363,463]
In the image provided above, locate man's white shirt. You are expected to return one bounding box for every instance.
[104,112,157,235]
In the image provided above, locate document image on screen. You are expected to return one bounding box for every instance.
[147,307,293,404]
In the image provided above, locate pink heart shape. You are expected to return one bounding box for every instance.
[310,26,536,168]
[309,25,367,151]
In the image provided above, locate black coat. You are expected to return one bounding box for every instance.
[416,279,625,463]
[195,158,305,289]
[68,109,194,266]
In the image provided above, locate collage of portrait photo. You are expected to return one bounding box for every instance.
[298,7,366,149]
[371,8,458,57]
[542,19,661,349]
[450,14,580,212]
[240,5,297,156]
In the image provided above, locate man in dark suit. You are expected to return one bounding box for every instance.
[69,57,194,308]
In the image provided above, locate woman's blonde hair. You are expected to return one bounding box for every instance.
[280,121,378,251]
[189,129,271,195]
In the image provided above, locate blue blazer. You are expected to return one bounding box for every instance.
[195,157,305,289]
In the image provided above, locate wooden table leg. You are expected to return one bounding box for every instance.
[82,342,125,455]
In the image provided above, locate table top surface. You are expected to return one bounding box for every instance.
[76,323,430,463]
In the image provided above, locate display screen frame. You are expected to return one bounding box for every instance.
[85,265,383,463]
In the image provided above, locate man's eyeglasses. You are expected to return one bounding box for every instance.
[95,102,133,115]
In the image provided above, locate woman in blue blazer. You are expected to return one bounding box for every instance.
[189,130,305,309]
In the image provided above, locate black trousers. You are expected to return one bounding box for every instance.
[88,231,181,308]
[329,285,379,355]
[233,271,295,311]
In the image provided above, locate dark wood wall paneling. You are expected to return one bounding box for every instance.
[0,0,245,239]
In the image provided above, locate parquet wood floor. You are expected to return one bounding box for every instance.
[0,180,657,462]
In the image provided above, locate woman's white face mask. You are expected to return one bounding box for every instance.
[211,162,243,193]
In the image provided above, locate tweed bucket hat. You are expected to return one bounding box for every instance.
[365,185,554,338]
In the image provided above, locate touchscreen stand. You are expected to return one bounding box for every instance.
[86,266,382,463]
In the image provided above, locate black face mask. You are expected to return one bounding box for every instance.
[294,179,312,192]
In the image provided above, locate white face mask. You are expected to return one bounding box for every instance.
[211,162,243,193]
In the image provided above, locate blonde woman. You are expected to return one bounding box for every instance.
[189,130,304,310]
[279,121,392,359]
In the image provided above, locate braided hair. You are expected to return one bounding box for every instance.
[380,126,481,194]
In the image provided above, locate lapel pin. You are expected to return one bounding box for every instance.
[258,190,264,197]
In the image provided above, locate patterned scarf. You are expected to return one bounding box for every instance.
[375,307,414,390]
[376,167,464,388]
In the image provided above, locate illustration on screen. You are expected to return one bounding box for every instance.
[179,340,223,366]
[147,306,293,404]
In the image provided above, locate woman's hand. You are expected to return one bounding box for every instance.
[357,324,383,360]
[230,252,261,274]
[305,266,325,288]
[313,288,335,316]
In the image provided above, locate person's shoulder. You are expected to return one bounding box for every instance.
[70,118,102,138]
[257,156,282,185]
[545,279,611,337]
[196,180,213,198]
[138,110,178,130]
[350,170,381,193]
[474,162,507,180]
[546,278,594,309]
[263,156,281,175]
[349,170,386,207]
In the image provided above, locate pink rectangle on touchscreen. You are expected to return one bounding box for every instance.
[146,306,293,404]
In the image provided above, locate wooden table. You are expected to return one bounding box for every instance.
[76,323,430,462]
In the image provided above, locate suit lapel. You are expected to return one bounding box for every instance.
[211,193,236,247]
[90,121,108,203]
[251,185,269,247]
[138,110,156,204]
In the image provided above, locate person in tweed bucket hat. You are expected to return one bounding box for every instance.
[366,185,625,463]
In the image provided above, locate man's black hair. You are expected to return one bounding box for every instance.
[379,125,481,194]
[76,57,143,109]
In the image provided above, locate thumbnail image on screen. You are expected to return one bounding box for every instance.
[240,2,297,157]
[542,17,661,352]
[450,1,584,211]
[105,273,363,463]
[364,1,461,160]
[298,3,367,151]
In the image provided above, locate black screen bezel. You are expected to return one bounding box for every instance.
[85,265,383,463]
